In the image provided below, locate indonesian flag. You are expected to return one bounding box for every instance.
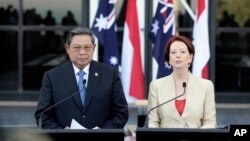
[121,0,145,103]
[192,0,210,79]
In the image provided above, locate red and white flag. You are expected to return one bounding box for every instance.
[121,0,145,103]
[192,0,210,79]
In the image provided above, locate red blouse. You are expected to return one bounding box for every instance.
[175,99,186,116]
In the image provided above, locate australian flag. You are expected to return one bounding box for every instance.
[92,0,119,68]
[149,0,176,78]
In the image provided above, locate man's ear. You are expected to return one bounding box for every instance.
[64,44,70,53]
[93,44,96,51]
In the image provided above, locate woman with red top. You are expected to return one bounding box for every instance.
[147,35,216,128]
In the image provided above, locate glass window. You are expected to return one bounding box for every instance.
[23,31,67,90]
[216,0,250,92]
[23,0,81,25]
[0,0,18,25]
[0,31,18,90]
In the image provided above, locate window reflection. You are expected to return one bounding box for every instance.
[216,0,250,92]
[23,0,81,25]
[23,31,67,90]
[0,31,18,90]
[0,5,18,25]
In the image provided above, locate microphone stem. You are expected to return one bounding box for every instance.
[39,118,42,129]
[147,93,184,115]
[144,84,186,128]
[38,86,85,129]
[144,94,183,128]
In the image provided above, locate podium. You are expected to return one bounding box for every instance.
[136,128,229,141]
[0,128,125,141]
[33,129,125,141]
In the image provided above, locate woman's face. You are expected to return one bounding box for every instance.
[168,41,193,69]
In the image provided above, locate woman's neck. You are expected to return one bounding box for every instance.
[173,70,189,98]
[173,70,189,83]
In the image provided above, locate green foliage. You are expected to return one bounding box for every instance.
[216,0,250,27]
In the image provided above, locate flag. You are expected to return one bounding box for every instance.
[91,0,119,68]
[121,0,145,103]
[192,0,210,79]
[149,0,176,78]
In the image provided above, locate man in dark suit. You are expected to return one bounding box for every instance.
[34,27,128,129]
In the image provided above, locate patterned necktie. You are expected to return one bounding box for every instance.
[78,70,86,106]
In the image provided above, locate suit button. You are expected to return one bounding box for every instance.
[82,115,86,118]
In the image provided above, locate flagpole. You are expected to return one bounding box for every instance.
[179,0,195,21]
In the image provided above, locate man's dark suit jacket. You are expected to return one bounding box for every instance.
[34,60,128,129]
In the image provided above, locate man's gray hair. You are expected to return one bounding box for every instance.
[66,27,95,45]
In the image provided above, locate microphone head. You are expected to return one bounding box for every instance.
[83,79,86,84]
[183,82,186,88]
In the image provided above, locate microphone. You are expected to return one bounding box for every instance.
[144,82,186,128]
[38,79,86,129]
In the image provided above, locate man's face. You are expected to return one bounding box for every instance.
[65,34,95,69]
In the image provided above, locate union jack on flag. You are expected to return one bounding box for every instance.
[91,0,119,68]
[150,0,176,78]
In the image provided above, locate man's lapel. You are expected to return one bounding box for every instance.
[83,61,101,111]
[59,61,82,110]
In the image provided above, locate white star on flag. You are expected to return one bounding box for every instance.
[165,62,171,69]
[94,14,107,32]
[109,56,118,66]
[91,0,120,69]
[151,20,160,36]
